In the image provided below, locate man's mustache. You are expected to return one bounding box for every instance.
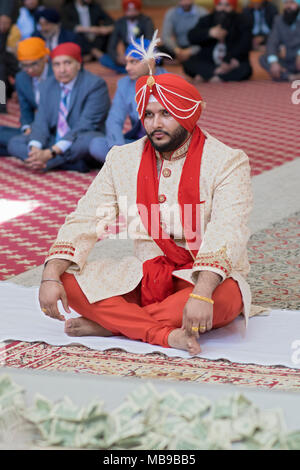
[150,130,170,137]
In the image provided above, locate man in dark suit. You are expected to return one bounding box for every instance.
[185,0,252,82]
[100,0,155,73]
[0,0,20,113]
[35,8,81,51]
[243,0,278,51]
[0,37,52,156]
[8,42,110,172]
[61,0,114,61]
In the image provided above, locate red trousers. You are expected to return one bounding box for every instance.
[62,273,243,348]
[61,273,243,347]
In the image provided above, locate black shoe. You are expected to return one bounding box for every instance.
[0,104,7,114]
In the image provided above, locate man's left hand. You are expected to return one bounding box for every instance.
[215,59,239,76]
[182,297,213,337]
[175,47,193,63]
[26,148,52,170]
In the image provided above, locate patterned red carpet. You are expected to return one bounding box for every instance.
[1,341,300,391]
[1,77,299,389]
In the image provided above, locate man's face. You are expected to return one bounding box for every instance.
[38,18,59,39]
[282,0,299,24]
[283,0,299,11]
[143,101,189,154]
[24,0,39,10]
[20,56,48,78]
[125,3,140,20]
[0,15,12,34]
[250,0,263,10]
[52,55,81,84]
[215,0,233,13]
[179,0,194,12]
[125,56,152,80]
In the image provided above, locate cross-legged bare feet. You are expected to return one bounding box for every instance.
[64,317,114,337]
[168,328,201,356]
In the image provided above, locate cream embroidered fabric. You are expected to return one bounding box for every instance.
[46,132,257,321]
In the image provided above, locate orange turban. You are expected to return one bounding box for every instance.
[122,0,142,11]
[50,42,82,63]
[135,73,205,133]
[17,37,50,62]
[214,0,238,9]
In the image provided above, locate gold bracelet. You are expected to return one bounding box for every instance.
[189,293,214,305]
[41,279,63,286]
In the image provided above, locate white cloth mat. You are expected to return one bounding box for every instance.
[1,282,300,369]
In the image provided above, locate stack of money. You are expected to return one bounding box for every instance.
[1,375,300,450]
[0,375,36,449]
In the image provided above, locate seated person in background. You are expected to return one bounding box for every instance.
[8,42,110,173]
[34,8,81,51]
[0,0,19,113]
[243,0,278,51]
[100,0,155,73]
[0,38,51,156]
[161,0,207,64]
[259,0,300,81]
[89,38,166,163]
[17,0,45,40]
[61,0,114,62]
[185,0,252,83]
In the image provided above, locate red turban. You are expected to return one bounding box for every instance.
[135,73,205,133]
[50,42,82,63]
[214,0,238,9]
[122,0,142,11]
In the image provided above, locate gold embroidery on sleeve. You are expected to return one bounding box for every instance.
[48,242,75,258]
[193,246,232,277]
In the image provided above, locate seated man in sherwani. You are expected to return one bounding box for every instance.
[39,67,253,355]
[8,41,110,172]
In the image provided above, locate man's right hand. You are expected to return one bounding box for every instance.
[39,259,72,321]
[23,127,32,136]
[209,25,227,42]
[270,61,286,80]
[39,280,70,321]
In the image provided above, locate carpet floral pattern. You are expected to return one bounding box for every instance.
[1,341,300,392]
[248,211,300,310]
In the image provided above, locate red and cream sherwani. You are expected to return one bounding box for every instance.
[45,130,259,347]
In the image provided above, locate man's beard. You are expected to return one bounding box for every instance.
[283,8,299,26]
[213,10,234,28]
[182,5,192,12]
[147,126,189,154]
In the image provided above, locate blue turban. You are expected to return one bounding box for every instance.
[36,8,61,24]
